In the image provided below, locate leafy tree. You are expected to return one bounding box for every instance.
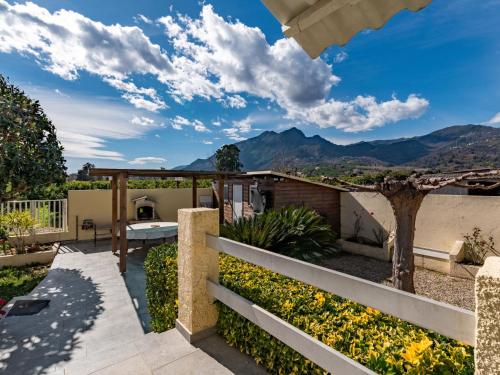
[76,162,95,181]
[0,75,66,202]
[215,144,243,172]
[332,170,500,293]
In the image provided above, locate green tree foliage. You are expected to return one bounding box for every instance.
[76,162,95,181]
[215,144,243,172]
[220,207,338,261]
[0,75,66,201]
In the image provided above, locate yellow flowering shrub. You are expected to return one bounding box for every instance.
[145,245,474,374]
[218,255,473,374]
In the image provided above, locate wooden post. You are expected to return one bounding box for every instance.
[218,178,224,224]
[119,173,128,273]
[111,175,118,253]
[192,177,197,208]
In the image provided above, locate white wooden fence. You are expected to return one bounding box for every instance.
[0,199,68,233]
[177,209,499,374]
[205,235,474,374]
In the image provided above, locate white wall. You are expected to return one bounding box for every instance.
[341,192,500,253]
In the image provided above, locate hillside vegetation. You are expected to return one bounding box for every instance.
[183,124,500,173]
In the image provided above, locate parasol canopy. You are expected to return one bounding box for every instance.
[261,0,432,58]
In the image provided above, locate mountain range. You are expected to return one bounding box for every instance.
[181,124,500,172]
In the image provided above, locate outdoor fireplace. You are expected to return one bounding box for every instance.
[133,196,156,221]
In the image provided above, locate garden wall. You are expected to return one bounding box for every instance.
[35,188,213,243]
[341,192,500,253]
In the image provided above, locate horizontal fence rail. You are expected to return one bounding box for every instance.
[206,235,475,346]
[1,199,68,233]
[207,280,376,374]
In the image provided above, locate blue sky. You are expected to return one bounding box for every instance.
[1,0,499,172]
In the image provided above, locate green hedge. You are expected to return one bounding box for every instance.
[145,244,474,374]
[144,243,178,332]
[24,179,213,200]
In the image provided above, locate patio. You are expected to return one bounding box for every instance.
[0,240,266,375]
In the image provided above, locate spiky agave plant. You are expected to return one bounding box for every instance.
[220,207,338,262]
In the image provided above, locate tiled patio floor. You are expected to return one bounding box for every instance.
[0,240,266,375]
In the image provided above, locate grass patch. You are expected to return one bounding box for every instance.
[0,264,49,301]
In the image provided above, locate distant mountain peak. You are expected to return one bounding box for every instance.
[281,127,305,137]
[180,124,500,171]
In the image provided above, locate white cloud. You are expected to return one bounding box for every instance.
[28,87,162,160]
[171,115,210,132]
[129,156,166,165]
[202,140,213,145]
[289,94,429,133]
[131,115,155,126]
[104,78,167,111]
[218,95,247,109]
[134,14,153,25]
[161,5,429,132]
[485,112,500,125]
[223,117,252,141]
[334,51,348,63]
[54,88,69,97]
[0,2,429,131]
[0,0,173,110]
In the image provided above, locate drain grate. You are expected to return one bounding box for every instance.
[5,299,50,317]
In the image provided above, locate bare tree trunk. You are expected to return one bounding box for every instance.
[387,191,426,293]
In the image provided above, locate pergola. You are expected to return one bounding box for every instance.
[89,168,237,272]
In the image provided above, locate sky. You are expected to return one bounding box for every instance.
[0,0,499,172]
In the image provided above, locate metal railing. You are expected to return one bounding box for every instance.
[206,234,475,374]
[1,199,68,233]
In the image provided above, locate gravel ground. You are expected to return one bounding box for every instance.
[321,253,475,311]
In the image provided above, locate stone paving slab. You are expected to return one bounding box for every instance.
[0,240,267,375]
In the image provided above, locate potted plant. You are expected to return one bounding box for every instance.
[0,211,36,254]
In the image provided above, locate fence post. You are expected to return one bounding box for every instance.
[475,256,500,374]
[176,208,219,343]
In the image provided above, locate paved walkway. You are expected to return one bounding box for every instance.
[0,241,266,375]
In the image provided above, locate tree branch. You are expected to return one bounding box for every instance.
[321,177,379,192]
[453,181,500,190]
[416,170,500,191]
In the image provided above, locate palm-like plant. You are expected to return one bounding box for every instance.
[220,207,338,262]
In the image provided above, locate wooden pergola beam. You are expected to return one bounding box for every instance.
[218,178,224,224]
[192,176,197,208]
[111,175,118,253]
[89,168,239,272]
[119,172,128,273]
[90,168,237,179]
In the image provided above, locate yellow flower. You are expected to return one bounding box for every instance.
[283,300,295,312]
[365,307,380,316]
[401,337,433,365]
[314,292,326,306]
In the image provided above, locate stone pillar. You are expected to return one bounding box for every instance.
[475,256,500,374]
[176,208,219,343]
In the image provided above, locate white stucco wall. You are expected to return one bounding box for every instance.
[341,192,500,253]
